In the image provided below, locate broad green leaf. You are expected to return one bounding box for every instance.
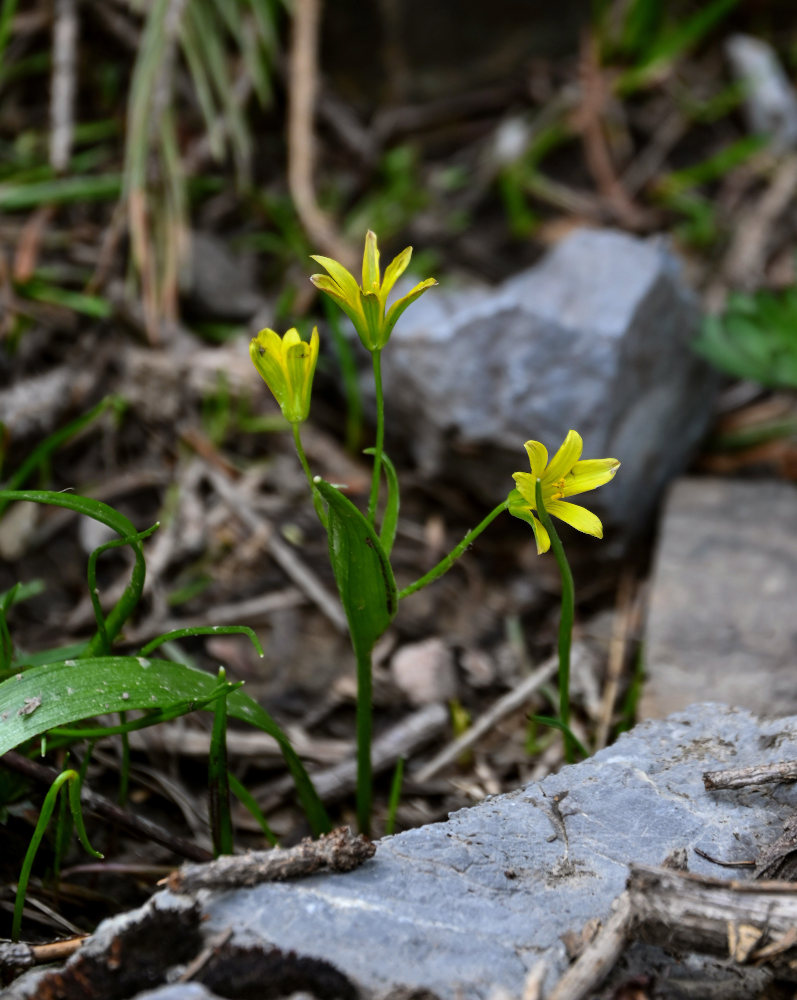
[0,656,330,836]
[315,479,397,654]
[364,447,400,556]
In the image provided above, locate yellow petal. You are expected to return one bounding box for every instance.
[530,513,550,554]
[361,231,381,292]
[250,333,288,410]
[381,245,412,302]
[383,278,437,342]
[523,441,548,480]
[511,472,537,506]
[283,327,302,349]
[545,430,583,484]
[310,255,361,304]
[562,458,620,497]
[546,499,603,538]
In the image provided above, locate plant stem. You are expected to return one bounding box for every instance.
[397,501,507,600]
[534,479,576,764]
[292,421,326,527]
[355,642,373,836]
[367,349,385,526]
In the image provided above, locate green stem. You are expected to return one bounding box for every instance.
[398,501,507,600]
[534,479,576,764]
[355,642,373,836]
[292,421,327,527]
[367,349,385,526]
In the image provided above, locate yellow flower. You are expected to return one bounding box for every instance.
[507,430,620,555]
[310,230,436,351]
[249,326,319,424]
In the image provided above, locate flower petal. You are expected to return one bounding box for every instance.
[546,499,603,538]
[361,231,381,292]
[511,472,537,507]
[380,245,412,302]
[506,495,550,553]
[523,440,548,480]
[561,458,620,497]
[250,332,288,410]
[383,278,437,342]
[311,275,368,340]
[310,255,361,304]
[545,430,583,484]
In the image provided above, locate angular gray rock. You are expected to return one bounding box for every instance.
[376,228,716,546]
[194,704,793,998]
[642,477,797,719]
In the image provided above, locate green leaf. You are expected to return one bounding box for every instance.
[0,490,150,657]
[364,448,399,556]
[0,656,330,836]
[314,479,398,654]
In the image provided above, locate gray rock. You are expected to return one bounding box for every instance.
[642,477,797,719]
[377,229,716,547]
[194,705,794,997]
[13,706,795,999]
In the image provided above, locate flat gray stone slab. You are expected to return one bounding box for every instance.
[641,477,797,719]
[192,704,797,998]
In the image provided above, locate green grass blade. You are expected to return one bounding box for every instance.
[385,755,404,836]
[0,174,122,210]
[228,772,278,846]
[0,490,152,657]
[0,397,122,514]
[209,667,233,856]
[140,625,264,658]
[13,769,73,941]
[16,279,112,318]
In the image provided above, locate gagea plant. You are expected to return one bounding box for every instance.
[251,231,620,831]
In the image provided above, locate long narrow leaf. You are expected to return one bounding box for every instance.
[0,655,330,835]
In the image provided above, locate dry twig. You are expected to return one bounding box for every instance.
[287,0,354,267]
[165,826,374,893]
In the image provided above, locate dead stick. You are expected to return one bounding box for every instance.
[0,750,212,863]
[703,760,797,791]
[165,826,375,893]
[546,892,633,1000]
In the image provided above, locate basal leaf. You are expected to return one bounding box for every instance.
[0,656,330,835]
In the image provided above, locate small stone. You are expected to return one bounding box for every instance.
[391,638,457,706]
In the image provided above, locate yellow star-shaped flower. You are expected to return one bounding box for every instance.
[507,430,620,554]
[310,230,436,351]
[249,326,319,424]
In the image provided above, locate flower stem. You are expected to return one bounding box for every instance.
[397,501,508,600]
[355,642,373,836]
[292,422,327,527]
[534,479,576,764]
[367,349,385,527]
